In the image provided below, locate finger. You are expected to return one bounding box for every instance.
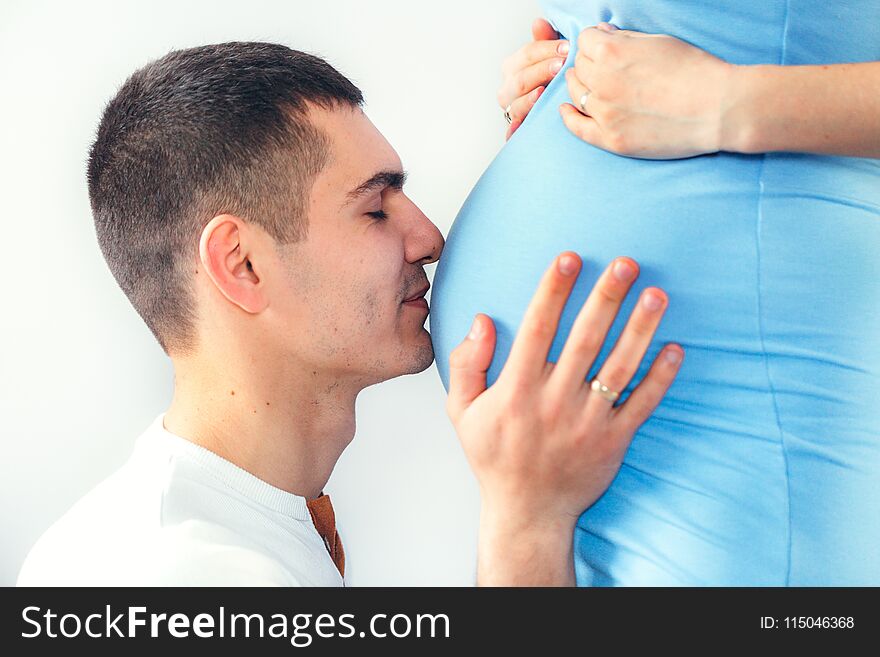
[504,252,582,381]
[499,54,565,109]
[503,38,569,76]
[505,118,521,141]
[532,17,560,41]
[549,257,639,392]
[506,85,544,127]
[559,102,605,147]
[564,67,593,114]
[600,27,649,38]
[446,314,497,423]
[587,287,669,413]
[577,25,617,60]
[572,51,597,90]
[596,21,619,33]
[613,344,683,433]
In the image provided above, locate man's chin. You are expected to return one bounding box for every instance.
[387,339,435,379]
[363,334,435,387]
[404,340,435,375]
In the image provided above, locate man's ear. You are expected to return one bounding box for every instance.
[198,214,269,314]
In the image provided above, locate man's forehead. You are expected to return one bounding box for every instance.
[310,106,404,198]
[316,106,399,163]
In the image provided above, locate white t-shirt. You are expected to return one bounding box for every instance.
[16,413,344,587]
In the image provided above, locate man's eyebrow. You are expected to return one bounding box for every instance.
[343,170,408,206]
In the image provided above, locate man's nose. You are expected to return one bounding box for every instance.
[405,201,444,265]
[425,226,445,265]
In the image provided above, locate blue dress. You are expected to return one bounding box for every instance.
[430,0,880,585]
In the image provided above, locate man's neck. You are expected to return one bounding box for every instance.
[163,350,361,500]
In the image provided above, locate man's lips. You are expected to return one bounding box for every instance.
[402,283,430,303]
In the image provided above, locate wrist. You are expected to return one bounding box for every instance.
[477,500,577,586]
[719,63,768,154]
[480,499,578,539]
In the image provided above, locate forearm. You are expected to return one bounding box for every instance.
[476,502,576,586]
[722,61,880,158]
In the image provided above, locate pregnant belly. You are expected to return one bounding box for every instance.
[430,70,880,585]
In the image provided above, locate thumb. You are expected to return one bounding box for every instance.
[446,314,497,422]
[532,17,560,42]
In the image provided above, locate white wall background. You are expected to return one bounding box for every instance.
[0,0,541,585]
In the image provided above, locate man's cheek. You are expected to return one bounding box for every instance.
[361,289,381,328]
[315,289,377,342]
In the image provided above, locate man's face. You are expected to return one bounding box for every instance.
[267,106,444,388]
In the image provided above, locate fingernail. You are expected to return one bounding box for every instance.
[532,86,544,101]
[558,254,578,275]
[612,259,636,282]
[557,40,570,56]
[468,316,482,340]
[549,58,564,74]
[664,348,682,365]
[642,292,664,311]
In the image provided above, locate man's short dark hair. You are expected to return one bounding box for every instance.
[87,42,363,355]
